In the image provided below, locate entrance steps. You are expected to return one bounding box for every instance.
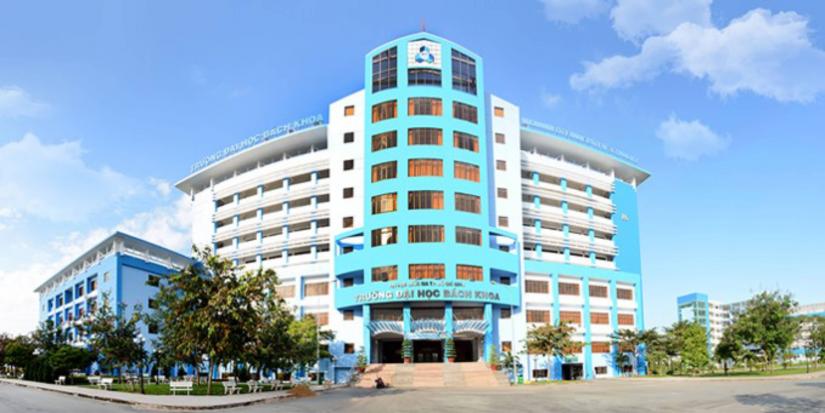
[357,361,509,388]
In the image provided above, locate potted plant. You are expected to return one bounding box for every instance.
[402,339,413,364]
[488,344,500,370]
[356,350,368,373]
[444,338,456,363]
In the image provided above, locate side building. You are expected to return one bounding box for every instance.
[34,232,191,354]
[176,31,650,383]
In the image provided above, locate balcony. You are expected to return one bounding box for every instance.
[453,319,488,336]
[521,179,614,215]
[368,320,403,336]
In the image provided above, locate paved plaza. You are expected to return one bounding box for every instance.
[2,376,825,413]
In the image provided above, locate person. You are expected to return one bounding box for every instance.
[375,377,387,389]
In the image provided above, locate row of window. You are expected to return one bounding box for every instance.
[47,274,101,312]
[371,191,481,214]
[372,100,478,123]
[273,281,329,299]
[370,263,483,282]
[525,309,636,326]
[370,129,480,153]
[369,225,482,246]
[524,281,634,300]
[371,47,477,95]
[369,159,481,184]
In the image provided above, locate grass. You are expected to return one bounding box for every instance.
[647,364,825,378]
[80,381,293,396]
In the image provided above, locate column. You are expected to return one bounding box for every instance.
[585,185,592,198]
[532,171,539,185]
[483,303,493,362]
[561,200,568,215]
[609,279,619,376]
[256,230,263,245]
[257,208,263,222]
[233,192,240,206]
[283,177,290,192]
[551,272,562,380]
[362,305,372,363]
[257,184,264,198]
[444,303,454,364]
[560,177,567,192]
[233,214,239,228]
[403,304,412,336]
[255,254,262,267]
[582,276,594,380]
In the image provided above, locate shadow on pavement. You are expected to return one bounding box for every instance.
[797,381,825,389]
[735,394,825,413]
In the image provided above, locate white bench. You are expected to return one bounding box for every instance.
[97,377,113,390]
[87,376,101,386]
[247,380,262,393]
[170,380,193,395]
[222,380,240,395]
[54,376,66,385]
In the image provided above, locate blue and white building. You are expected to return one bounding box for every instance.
[34,232,191,353]
[176,32,650,382]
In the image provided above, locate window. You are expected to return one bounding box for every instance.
[343,217,354,228]
[566,342,584,353]
[304,282,329,297]
[408,225,444,243]
[456,264,482,281]
[371,100,397,122]
[453,132,479,152]
[590,285,608,298]
[532,369,548,378]
[371,161,397,182]
[526,310,550,324]
[343,187,354,199]
[496,160,507,171]
[148,323,159,335]
[454,193,480,213]
[148,299,159,310]
[408,190,444,210]
[371,193,397,214]
[344,132,355,143]
[409,264,445,280]
[343,310,354,321]
[408,159,443,176]
[451,49,477,94]
[371,226,398,247]
[372,47,397,92]
[595,366,608,374]
[525,280,549,294]
[454,161,480,182]
[500,308,511,319]
[452,101,478,123]
[88,276,97,292]
[495,133,505,144]
[617,288,634,300]
[372,265,398,282]
[103,271,110,282]
[560,311,581,324]
[344,105,355,116]
[372,131,397,151]
[344,343,355,354]
[343,159,354,171]
[408,128,442,145]
[146,275,160,287]
[591,312,610,325]
[496,188,508,198]
[308,313,329,326]
[408,97,442,116]
[342,278,354,288]
[618,313,635,325]
[559,282,580,296]
[499,276,511,285]
[455,227,481,245]
[494,106,504,117]
[498,216,509,227]
[408,68,441,86]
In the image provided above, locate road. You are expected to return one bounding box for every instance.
[2,377,824,413]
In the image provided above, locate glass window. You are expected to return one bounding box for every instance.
[408,68,441,86]
[495,133,505,144]
[409,264,445,280]
[496,160,506,171]
[455,226,481,245]
[590,285,608,298]
[343,216,354,228]
[343,187,354,198]
[454,193,480,213]
[308,312,329,325]
[502,340,512,352]
[344,132,355,143]
[452,101,478,123]
[408,98,442,116]
[408,159,443,176]
[343,310,354,320]
[371,226,398,247]
[408,190,444,210]
[372,131,397,151]
[344,105,355,116]
[532,369,548,378]
[454,161,480,182]
[146,275,160,287]
[304,282,329,296]
[456,264,482,281]
[408,128,442,145]
[372,47,397,92]
[371,161,397,182]
[498,216,509,227]
[343,159,354,171]
[453,132,478,152]
[500,308,511,319]
[526,280,549,294]
[591,312,610,325]
[559,282,580,296]
[408,225,444,243]
[526,310,550,324]
[148,298,159,310]
[451,49,477,94]
[618,288,634,300]
[344,343,355,353]
[371,193,397,214]
[618,313,635,325]
[560,310,581,324]
[496,187,508,198]
[494,106,504,117]
[592,342,611,353]
[371,100,397,122]
[372,265,398,282]
[343,278,354,287]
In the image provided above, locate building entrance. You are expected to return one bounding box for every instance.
[413,340,443,363]
[454,339,477,362]
[377,339,403,363]
[562,363,583,380]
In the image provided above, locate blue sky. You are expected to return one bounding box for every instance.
[2,0,824,334]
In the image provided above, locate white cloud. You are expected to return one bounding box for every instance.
[541,90,562,109]
[0,86,49,118]
[0,133,142,222]
[610,0,711,42]
[149,177,173,197]
[571,9,825,102]
[540,0,611,24]
[656,114,729,160]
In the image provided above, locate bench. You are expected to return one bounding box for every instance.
[246,380,262,393]
[54,376,66,385]
[222,380,240,395]
[97,377,113,390]
[170,380,193,396]
[87,376,101,386]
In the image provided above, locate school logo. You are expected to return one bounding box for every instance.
[408,40,441,68]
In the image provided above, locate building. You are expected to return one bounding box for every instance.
[176,32,650,382]
[34,232,191,354]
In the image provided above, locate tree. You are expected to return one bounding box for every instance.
[610,328,660,375]
[0,333,11,371]
[680,322,710,374]
[525,322,575,375]
[4,336,35,377]
[288,315,334,382]
[31,320,64,354]
[48,345,96,381]
[732,291,798,370]
[242,269,295,378]
[714,327,742,375]
[801,316,825,372]
[84,295,147,388]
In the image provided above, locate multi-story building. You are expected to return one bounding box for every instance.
[176,31,650,382]
[34,232,190,353]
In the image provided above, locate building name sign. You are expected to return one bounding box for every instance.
[520,118,638,164]
[352,280,507,305]
[189,114,324,173]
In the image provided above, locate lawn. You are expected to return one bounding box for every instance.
[646,364,825,378]
[81,382,294,396]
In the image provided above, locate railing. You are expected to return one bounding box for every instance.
[411,319,445,334]
[368,320,403,336]
[453,319,488,335]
